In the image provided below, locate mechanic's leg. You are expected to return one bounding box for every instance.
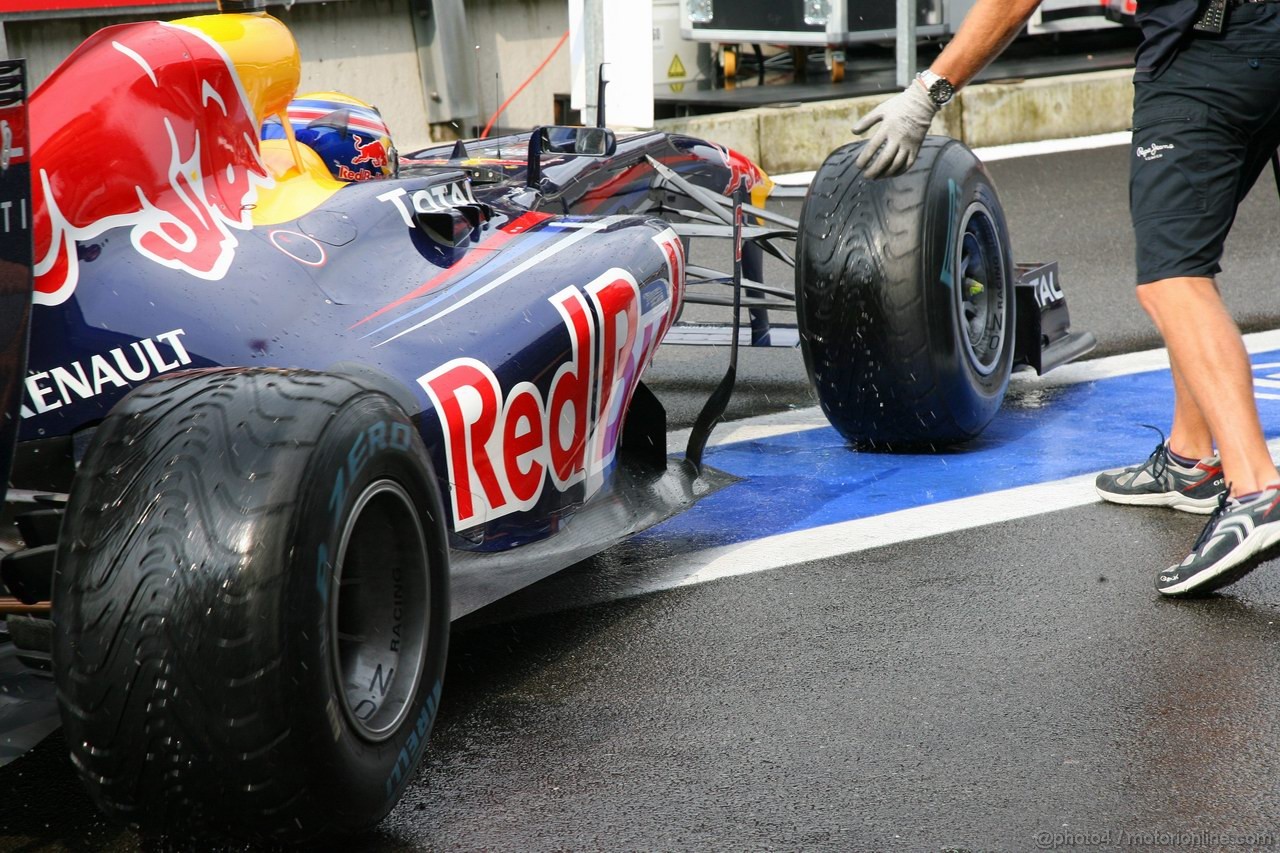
[1167,351,1215,460]
[1137,275,1278,495]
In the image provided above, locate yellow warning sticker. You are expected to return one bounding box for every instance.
[668,54,687,79]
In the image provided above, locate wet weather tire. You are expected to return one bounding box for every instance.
[53,369,450,843]
[796,136,1016,448]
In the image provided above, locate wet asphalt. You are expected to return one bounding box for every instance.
[377,503,1280,851]
[4,143,1280,851]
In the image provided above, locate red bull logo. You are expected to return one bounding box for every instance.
[351,134,389,170]
[717,144,768,196]
[31,20,274,307]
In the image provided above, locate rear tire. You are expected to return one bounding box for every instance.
[53,369,450,843]
[796,137,1015,449]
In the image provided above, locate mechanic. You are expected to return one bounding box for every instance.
[853,0,1280,596]
[261,91,398,182]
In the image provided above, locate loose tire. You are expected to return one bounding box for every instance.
[796,137,1016,449]
[53,369,450,843]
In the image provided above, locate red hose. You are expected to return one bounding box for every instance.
[480,29,571,139]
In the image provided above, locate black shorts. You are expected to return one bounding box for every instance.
[1130,1,1280,284]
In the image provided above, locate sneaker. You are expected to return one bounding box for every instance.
[1157,487,1280,596]
[1095,439,1224,514]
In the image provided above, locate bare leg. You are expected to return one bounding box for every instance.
[1167,355,1215,460]
[1137,276,1277,495]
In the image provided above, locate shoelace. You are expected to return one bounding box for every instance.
[1136,424,1171,482]
[1191,488,1233,552]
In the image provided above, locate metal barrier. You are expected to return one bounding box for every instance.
[897,0,917,86]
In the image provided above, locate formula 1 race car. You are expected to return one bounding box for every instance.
[0,0,1093,844]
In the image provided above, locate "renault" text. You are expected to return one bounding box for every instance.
[21,328,193,417]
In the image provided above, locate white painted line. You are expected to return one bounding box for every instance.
[970,131,1132,162]
[1009,349,1167,386]
[1012,328,1280,387]
[639,472,1100,593]
[667,406,831,452]
[627,435,1280,595]
[772,170,816,187]
[771,131,1134,186]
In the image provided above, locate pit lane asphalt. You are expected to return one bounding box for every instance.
[4,142,1280,851]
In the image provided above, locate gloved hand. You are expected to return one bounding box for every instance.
[852,82,940,180]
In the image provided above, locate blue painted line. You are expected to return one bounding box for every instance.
[641,352,1280,550]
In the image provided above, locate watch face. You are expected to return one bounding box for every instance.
[931,79,954,106]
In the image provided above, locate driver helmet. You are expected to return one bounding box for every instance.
[261,91,397,181]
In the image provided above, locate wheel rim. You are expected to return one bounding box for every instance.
[953,201,1008,377]
[330,479,431,743]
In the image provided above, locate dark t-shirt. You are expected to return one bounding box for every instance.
[1133,0,1202,79]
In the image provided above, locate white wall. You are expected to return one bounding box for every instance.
[274,0,433,149]
[569,0,653,128]
[457,0,571,134]
[4,0,573,147]
[5,14,126,88]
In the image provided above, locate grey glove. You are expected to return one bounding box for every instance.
[852,82,940,180]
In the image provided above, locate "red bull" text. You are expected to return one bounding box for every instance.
[417,233,684,531]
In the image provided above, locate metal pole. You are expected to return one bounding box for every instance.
[583,0,604,127]
[895,0,916,88]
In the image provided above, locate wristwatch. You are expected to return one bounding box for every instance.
[916,70,956,107]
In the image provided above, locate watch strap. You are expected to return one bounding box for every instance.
[916,70,955,107]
